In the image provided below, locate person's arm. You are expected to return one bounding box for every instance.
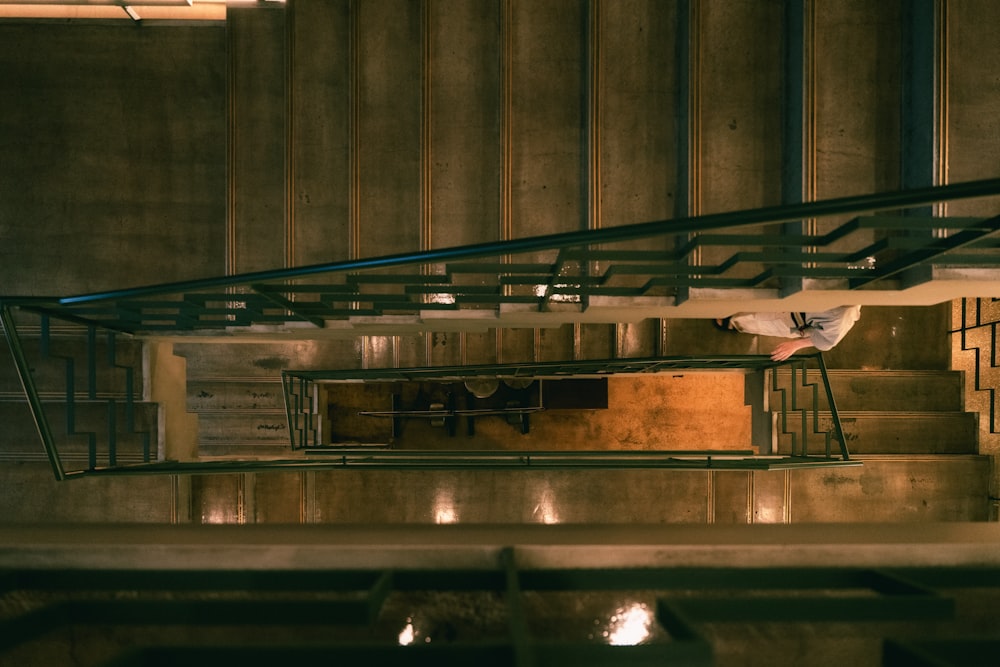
[770,338,814,361]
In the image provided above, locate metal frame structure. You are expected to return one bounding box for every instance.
[283,352,851,464]
[3,179,1000,479]
[1,557,998,664]
[952,297,1000,436]
[1,178,998,333]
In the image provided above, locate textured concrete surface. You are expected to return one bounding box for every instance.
[0,22,226,295]
[0,0,998,534]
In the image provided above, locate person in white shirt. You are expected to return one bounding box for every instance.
[715,306,862,361]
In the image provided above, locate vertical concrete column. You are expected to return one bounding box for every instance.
[425,0,501,251]
[421,0,503,367]
[599,1,677,229]
[227,6,288,274]
[901,0,945,199]
[679,1,783,301]
[947,1,1000,500]
[900,0,947,288]
[288,0,351,267]
[712,471,753,524]
[780,0,815,297]
[812,1,901,266]
[673,0,700,307]
[500,0,586,362]
[600,0,677,357]
[698,1,784,213]
[351,0,421,370]
[944,0,1000,218]
[354,0,421,257]
[814,1,901,200]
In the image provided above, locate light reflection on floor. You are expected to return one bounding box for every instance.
[601,601,654,645]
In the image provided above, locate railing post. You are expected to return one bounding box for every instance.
[0,305,66,481]
[816,352,850,460]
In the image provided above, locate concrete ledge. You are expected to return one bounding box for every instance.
[2,523,999,571]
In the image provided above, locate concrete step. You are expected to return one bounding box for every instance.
[196,411,291,449]
[771,370,964,412]
[173,341,362,379]
[187,379,284,412]
[0,400,157,462]
[0,335,144,399]
[774,411,977,455]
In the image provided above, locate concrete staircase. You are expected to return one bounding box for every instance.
[174,322,641,456]
[1,0,996,525]
[0,320,156,467]
[771,368,975,455]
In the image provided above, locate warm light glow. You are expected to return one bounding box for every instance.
[201,508,229,525]
[0,1,285,21]
[427,292,456,305]
[398,617,416,646]
[433,488,458,524]
[532,283,581,303]
[603,602,652,646]
[532,486,560,524]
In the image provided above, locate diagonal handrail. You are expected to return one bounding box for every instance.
[16,177,996,307]
[0,305,65,481]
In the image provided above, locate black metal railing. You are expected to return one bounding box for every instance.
[4,556,997,664]
[2,178,998,334]
[0,308,153,481]
[282,353,851,466]
[5,179,1000,479]
[952,297,1000,436]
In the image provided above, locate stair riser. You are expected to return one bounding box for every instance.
[775,412,977,455]
[0,402,157,456]
[0,338,144,398]
[187,381,285,412]
[771,372,963,412]
[197,412,292,447]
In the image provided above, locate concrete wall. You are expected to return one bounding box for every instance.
[1,1,998,531]
[1,457,986,526]
[0,22,226,295]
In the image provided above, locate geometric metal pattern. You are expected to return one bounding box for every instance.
[3,179,999,479]
[954,296,1000,435]
[3,179,999,334]
[284,352,852,462]
[2,559,997,665]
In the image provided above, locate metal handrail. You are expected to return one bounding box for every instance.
[4,180,998,478]
[4,177,998,308]
[284,353,850,462]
